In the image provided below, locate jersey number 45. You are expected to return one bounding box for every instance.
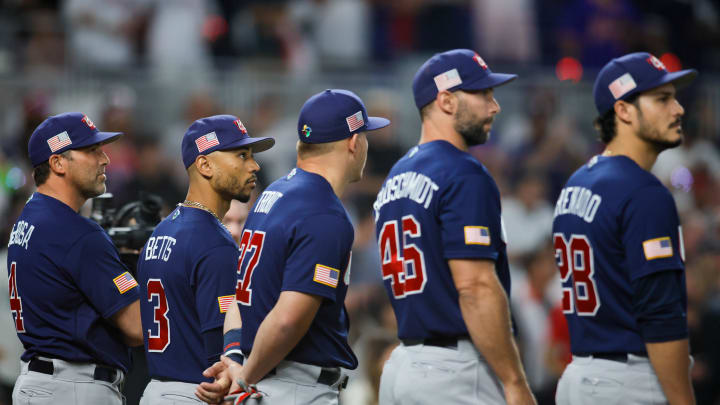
[378,216,427,299]
[553,233,600,316]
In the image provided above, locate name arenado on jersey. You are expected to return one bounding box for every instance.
[554,186,602,223]
[373,171,439,219]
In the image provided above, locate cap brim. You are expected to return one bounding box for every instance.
[463,72,518,91]
[662,69,698,90]
[221,136,275,153]
[72,131,123,149]
[365,117,391,132]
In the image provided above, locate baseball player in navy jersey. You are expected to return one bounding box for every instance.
[195,89,390,405]
[373,49,536,405]
[8,112,143,404]
[136,115,274,404]
[552,52,698,405]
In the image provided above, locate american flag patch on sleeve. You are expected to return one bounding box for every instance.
[464,226,490,245]
[196,132,220,152]
[218,295,234,313]
[643,236,673,260]
[313,264,339,288]
[113,272,138,294]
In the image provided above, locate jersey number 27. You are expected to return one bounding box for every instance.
[553,234,600,316]
[378,216,427,298]
[235,230,266,306]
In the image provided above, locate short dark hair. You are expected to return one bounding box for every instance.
[593,94,639,144]
[32,150,73,186]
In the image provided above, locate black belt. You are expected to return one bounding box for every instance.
[574,352,648,363]
[402,336,467,349]
[266,367,348,388]
[29,358,118,384]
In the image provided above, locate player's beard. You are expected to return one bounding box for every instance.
[215,172,253,203]
[636,110,683,152]
[454,99,492,146]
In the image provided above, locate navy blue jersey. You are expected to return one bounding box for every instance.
[551,155,687,354]
[237,168,357,369]
[6,192,139,371]
[137,206,239,383]
[373,141,511,340]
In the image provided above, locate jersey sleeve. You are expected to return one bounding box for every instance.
[193,244,240,333]
[621,185,684,280]
[281,214,353,302]
[63,230,139,319]
[439,174,504,260]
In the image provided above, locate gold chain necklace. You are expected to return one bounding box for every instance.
[179,200,230,232]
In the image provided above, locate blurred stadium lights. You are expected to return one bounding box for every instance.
[659,52,682,72]
[555,57,583,83]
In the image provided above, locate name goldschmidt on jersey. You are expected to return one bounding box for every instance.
[373,170,439,219]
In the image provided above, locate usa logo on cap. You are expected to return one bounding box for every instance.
[82,115,96,129]
[234,119,247,134]
[646,55,667,71]
[196,132,220,152]
[473,53,488,70]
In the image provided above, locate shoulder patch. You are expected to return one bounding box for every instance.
[642,236,673,260]
[113,271,138,294]
[313,264,339,288]
[464,226,490,245]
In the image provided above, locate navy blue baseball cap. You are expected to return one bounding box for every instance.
[412,49,517,110]
[297,89,390,144]
[182,114,274,168]
[593,52,698,115]
[28,112,122,167]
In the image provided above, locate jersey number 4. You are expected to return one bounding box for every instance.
[236,230,266,306]
[8,262,25,333]
[378,216,427,298]
[147,279,170,352]
[553,234,601,316]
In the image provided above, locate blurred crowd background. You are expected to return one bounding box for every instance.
[0,0,719,404]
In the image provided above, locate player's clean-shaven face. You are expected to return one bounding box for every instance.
[211,148,260,203]
[349,132,369,183]
[633,83,685,151]
[64,144,110,199]
[454,89,501,146]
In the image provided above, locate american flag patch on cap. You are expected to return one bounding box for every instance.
[643,236,673,260]
[608,73,637,99]
[218,295,234,313]
[47,131,72,152]
[434,68,463,92]
[346,111,364,132]
[196,132,220,152]
[313,264,339,288]
[113,271,138,294]
[465,226,490,245]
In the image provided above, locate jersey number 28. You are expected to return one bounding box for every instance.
[378,216,427,298]
[553,234,600,316]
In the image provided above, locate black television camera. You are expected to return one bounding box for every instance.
[91,192,162,275]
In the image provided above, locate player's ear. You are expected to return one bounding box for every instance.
[436,90,458,115]
[347,133,359,154]
[614,100,635,125]
[48,154,67,175]
[193,155,213,178]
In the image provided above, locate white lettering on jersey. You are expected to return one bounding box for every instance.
[254,191,284,214]
[144,236,177,262]
[553,186,602,223]
[373,171,439,220]
[8,221,35,250]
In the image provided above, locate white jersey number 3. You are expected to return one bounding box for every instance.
[378,215,427,298]
[553,233,601,316]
